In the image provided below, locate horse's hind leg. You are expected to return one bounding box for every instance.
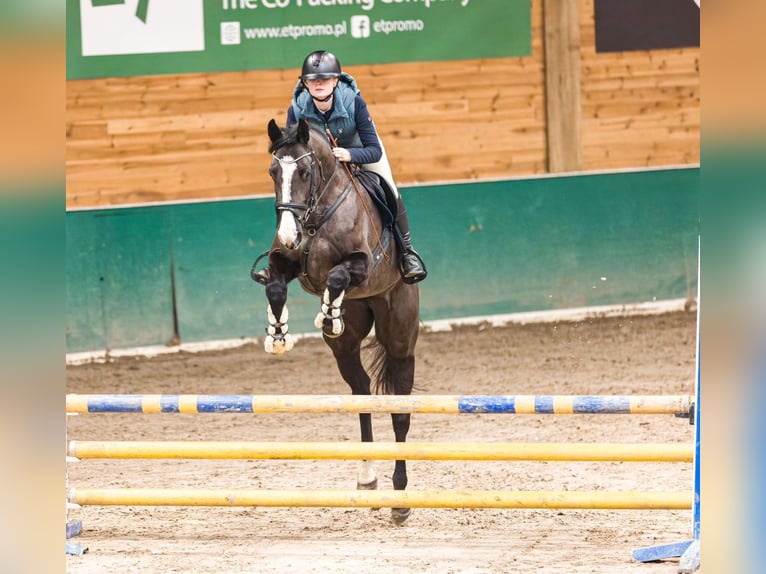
[369,286,419,525]
[389,361,414,525]
[367,341,415,524]
[338,352,377,490]
[323,302,378,491]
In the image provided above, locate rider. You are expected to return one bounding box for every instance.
[286,50,427,284]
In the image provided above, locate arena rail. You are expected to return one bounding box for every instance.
[67,487,692,510]
[65,393,692,415]
[66,391,699,568]
[67,440,693,462]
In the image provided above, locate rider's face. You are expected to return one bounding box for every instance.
[305,77,337,100]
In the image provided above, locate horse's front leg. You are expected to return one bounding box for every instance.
[264,253,299,355]
[314,254,368,338]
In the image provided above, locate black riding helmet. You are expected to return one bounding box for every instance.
[300,50,341,81]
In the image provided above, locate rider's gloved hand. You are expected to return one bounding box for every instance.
[332,147,352,162]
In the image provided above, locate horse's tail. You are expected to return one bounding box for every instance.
[366,338,416,396]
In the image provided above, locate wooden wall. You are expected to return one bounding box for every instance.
[579,0,700,169]
[65,0,699,210]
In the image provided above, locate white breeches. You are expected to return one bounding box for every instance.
[363,138,399,199]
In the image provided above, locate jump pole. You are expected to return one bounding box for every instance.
[68,487,692,511]
[67,440,694,462]
[65,393,692,416]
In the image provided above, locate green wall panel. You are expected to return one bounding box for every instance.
[409,168,699,320]
[66,209,175,351]
[170,199,281,342]
[66,168,698,353]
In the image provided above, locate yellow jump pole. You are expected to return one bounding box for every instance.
[68,488,692,510]
[68,440,694,463]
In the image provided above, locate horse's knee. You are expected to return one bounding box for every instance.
[265,281,287,309]
[328,256,370,292]
[327,264,351,294]
[345,255,369,287]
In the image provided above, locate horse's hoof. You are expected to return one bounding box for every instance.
[264,334,294,355]
[356,478,378,491]
[391,507,411,525]
[322,321,344,338]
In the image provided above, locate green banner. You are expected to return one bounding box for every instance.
[66,0,531,79]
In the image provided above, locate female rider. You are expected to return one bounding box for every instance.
[286,50,427,284]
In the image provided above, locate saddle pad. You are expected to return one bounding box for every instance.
[354,170,395,229]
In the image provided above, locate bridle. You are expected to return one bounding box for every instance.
[269,141,352,292]
[271,146,352,237]
[273,150,325,230]
[251,133,390,290]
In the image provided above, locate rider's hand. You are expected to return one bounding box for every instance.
[332,147,351,162]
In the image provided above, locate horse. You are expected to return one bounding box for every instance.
[251,118,420,524]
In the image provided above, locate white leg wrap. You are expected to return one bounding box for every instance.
[267,304,288,325]
[331,291,345,308]
[315,289,346,335]
[265,304,294,355]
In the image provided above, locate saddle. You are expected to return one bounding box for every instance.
[351,168,397,229]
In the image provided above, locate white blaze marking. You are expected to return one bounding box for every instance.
[276,156,299,247]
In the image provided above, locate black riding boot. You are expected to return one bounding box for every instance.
[394,199,427,284]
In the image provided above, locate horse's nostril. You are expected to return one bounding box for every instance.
[283,233,301,250]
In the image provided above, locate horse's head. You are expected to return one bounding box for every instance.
[267,119,335,250]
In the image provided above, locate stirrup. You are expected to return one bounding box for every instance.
[250,249,271,285]
[399,251,427,284]
[252,268,269,285]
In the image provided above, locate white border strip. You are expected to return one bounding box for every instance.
[66,298,693,365]
[65,164,700,213]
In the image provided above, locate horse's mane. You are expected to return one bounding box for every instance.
[268,121,330,155]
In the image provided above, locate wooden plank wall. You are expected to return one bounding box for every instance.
[65,0,699,210]
[579,0,700,169]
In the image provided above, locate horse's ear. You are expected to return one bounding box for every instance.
[267,119,281,144]
[297,119,310,144]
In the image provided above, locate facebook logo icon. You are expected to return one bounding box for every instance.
[350,15,370,38]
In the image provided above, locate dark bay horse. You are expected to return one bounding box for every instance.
[252,118,420,524]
